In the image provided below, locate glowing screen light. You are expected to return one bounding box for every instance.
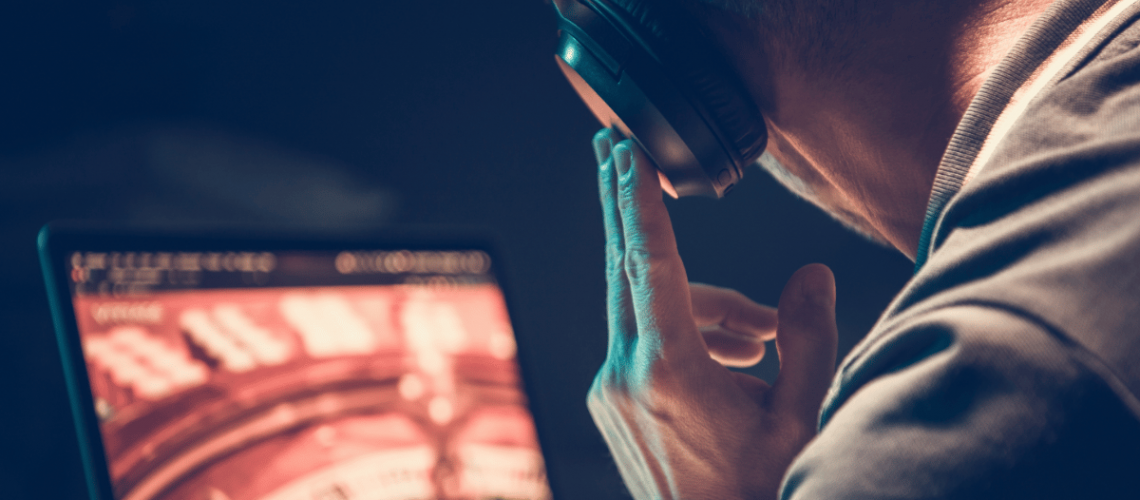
[68,249,551,500]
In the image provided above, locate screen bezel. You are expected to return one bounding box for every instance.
[38,222,558,500]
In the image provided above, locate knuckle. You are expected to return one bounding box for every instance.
[605,235,624,257]
[589,352,679,413]
[632,350,682,404]
[617,171,641,201]
[604,259,622,279]
[623,247,677,286]
[616,186,636,216]
[605,247,625,279]
[588,364,628,404]
[638,348,677,385]
[623,246,651,273]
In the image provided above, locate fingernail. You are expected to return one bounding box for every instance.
[614,143,632,177]
[593,130,614,167]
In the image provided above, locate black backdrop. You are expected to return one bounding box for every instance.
[0,1,914,498]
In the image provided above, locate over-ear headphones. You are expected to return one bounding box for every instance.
[551,0,767,198]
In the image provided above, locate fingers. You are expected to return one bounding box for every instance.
[612,140,702,358]
[702,325,766,367]
[690,283,778,339]
[691,283,778,367]
[770,264,839,422]
[594,127,620,166]
[597,129,637,358]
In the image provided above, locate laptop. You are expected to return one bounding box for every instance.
[39,224,556,500]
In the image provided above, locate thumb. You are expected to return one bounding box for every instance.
[770,263,838,422]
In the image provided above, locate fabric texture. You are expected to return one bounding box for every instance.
[782,0,1140,497]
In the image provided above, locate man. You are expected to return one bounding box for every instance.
[585,0,1140,498]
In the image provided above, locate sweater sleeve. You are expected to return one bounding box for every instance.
[780,304,1140,500]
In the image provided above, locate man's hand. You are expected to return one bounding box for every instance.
[587,128,839,500]
[691,282,777,368]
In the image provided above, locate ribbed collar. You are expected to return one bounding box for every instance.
[914,0,1133,271]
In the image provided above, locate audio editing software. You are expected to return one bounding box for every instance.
[67,249,552,500]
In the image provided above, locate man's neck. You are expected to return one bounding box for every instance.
[713,0,1055,259]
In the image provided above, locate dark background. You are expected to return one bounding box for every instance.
[0,1,914,498]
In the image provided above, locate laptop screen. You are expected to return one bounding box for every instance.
[58,244,551,500]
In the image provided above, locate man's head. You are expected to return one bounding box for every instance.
[684,0,1053,259]
[555,0,1052,258]
[686,1,902,245]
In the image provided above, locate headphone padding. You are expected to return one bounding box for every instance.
[602,0,767,169]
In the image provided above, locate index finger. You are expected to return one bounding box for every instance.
[597,129,637,361]
[612,141,703,358]
[690,283,778,341]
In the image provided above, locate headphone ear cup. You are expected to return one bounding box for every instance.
[606,0,767,170]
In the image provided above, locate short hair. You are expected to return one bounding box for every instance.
[691,0,883,74]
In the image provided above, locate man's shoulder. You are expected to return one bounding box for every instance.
[783,4,1140,498]
[872,3,1140,424]
[986,3,1140,170]
[786,303,1140,499]
[824,303,1138,429]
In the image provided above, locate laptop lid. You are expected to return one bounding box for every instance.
[39,224,555,500]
